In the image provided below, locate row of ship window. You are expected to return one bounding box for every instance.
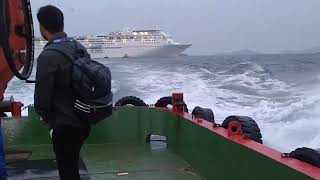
[88,40,161,43]
[97,36,165,40]
[88,42,162,45]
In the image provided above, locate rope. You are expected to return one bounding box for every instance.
[21,104,33,111]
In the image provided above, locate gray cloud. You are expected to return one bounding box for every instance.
[32,0,320,55]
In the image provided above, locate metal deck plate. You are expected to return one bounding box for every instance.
[7,158,89,180]
[6,143,202,180]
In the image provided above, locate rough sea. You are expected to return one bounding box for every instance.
[4,54,320,152]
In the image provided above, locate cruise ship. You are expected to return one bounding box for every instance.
[35,29,192,58]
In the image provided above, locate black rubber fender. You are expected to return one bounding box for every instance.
[0,0,34,80]
[192,106,215,123]
[289,147,320,168]
[222,116,263,144]
[154,96,188,113]
[115,96,147,107]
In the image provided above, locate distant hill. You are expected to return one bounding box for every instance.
[281,47,320,54]
[179,53,189,57]
[216,49,261,56]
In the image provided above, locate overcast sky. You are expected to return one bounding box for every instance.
[31,0,320,55]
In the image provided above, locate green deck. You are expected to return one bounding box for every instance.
[6,143,201,179]
[1,107,315,180]
[82,143,201,180]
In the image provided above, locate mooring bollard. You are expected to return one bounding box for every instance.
[172,93,184,113]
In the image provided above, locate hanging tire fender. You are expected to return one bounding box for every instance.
[154,96,189,113]
[191,106,215,123]
[287,147,320,168]
[115,96,147,107]
[0,0,34,80]
[222,116,263,144]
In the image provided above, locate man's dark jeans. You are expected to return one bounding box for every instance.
[52,125,90,180]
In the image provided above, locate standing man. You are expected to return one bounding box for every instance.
[34,5,91,180]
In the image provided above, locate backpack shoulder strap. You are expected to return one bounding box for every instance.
[44,38,88,63]
[44,42,77,64]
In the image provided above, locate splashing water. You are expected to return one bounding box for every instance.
[4,54,320,152]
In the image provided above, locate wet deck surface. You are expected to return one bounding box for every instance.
[6,142,203,180]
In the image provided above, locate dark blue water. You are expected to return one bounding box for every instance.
[5,54,320,152]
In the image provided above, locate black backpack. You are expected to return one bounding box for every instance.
[45,37,113,124]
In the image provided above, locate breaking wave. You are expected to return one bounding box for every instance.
[4,55,320,152]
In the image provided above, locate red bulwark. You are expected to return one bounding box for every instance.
[173,110,320,180]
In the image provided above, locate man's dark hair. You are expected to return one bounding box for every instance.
[37,5,64,33]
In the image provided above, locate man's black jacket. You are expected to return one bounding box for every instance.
[34,32,89,128]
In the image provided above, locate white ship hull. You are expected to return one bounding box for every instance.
[36,44,191,59]
[87,44,191,58]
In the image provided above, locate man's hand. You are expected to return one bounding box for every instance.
[49,129,53,138]
[40,116,48,125]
